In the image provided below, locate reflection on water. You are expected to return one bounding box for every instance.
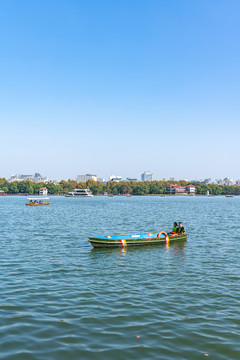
[91,240,187,258]
[0,196,240,360]
[119,247,127,256]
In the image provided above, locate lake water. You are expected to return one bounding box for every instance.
[0,195,239,360]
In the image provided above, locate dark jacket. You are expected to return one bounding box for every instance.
[178,226,185,234]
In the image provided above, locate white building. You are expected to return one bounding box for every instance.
[109,175,122,182]
[141,171,153,181]
[9,173,48,183]
[39,187,48,195]
[223,177,233,186]
[33,173,49,183]
[76,174,97,183]
[9,174,33,182]
[185,184,196,194]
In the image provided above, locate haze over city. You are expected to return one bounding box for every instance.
[1,1,240,180]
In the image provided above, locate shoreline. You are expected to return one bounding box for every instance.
[1,194,237,197]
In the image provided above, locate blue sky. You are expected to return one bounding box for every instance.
[1,0,240,181]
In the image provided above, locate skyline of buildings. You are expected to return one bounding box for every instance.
[9,173,50,183]
[76,174,106,183]
[8,173,58,185]
[5,172,240,186]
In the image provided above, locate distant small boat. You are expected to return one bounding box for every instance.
[108,194,114,197]
[26,197,50,206]
[225,195,234,198]
[125,194,132,197]
[89,231,187,248]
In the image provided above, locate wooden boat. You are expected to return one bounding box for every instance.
[26,197,50,206]
[89,231,187,248]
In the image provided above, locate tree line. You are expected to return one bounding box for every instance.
[0,178,240,196]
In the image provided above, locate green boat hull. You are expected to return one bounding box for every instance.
[89,234,187,248]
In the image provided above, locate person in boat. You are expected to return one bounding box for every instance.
[178,222,185,234]
[168,222,178,236]
[172,222,178,233]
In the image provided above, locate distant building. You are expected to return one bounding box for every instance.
[126,177,138,182]
[109,175,122,182]
[185,184,196,194]
[48,180,58,185]
[97,178,105,183]
[215,178,234,186]
[9,174,33,182]
[223,177,233,186]
[191,179,203,183]
[9,173,49,183]
[236,179,240,186]
[0,190,6,196]
[167,184,186,194]
[166,184,196,195]
[76,174,97,182]
[39,187,48,196]
[33,174,49,183]
[204,178,212,184]
[141,171,153,181]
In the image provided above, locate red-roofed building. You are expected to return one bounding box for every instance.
[166,184,196,194]
[39,187,48,196]
[185,184,196,194]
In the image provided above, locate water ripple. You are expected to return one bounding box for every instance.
[0,196,240,359]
